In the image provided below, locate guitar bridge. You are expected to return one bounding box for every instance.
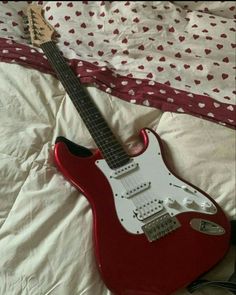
[142,213,181,242]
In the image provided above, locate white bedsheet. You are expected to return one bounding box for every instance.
[0,61,235,295]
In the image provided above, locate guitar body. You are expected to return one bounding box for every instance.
[54,128,230,295]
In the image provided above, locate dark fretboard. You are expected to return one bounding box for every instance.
[41,41,130,169]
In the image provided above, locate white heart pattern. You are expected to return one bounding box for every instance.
[198,103,205,108]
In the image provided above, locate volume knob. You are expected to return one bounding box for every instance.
[183,198,195,208]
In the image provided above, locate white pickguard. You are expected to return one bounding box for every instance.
[96,129,217,235]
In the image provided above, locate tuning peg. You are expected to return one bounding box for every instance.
[22,15,29,24]
[24,34,30,42]
[23,25,29,32]
[20,34,31,44]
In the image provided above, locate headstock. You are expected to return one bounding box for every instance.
[26,5,55,47]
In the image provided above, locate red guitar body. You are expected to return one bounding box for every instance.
[54,129,230,295]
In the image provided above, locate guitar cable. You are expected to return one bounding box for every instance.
[187,220,236,294]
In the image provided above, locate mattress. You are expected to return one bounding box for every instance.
[0,1,235,295]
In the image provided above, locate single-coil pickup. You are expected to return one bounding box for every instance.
[134,199,163,221]
[111,161,138,178]
[123,182,150,199]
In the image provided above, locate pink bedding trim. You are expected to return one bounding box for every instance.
[0,37,235,129]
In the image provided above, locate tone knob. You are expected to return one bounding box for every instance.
[201,201,214,212]
[165,197,177,208]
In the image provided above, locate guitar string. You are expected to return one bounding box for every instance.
[121,167,153,218]
[51,43,154,217]
[45,42,130,169]
[42,42,154,219]
[42,42,130,167]
[44,41,154,216]
[41,41,130,168]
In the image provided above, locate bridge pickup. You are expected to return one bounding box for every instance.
[111,161,138,178]
[123,182,150,199]
[142,213,181,242]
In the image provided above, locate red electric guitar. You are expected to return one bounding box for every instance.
[27,6,231,295]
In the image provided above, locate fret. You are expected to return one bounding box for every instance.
[95,128,113,135]
[41,41,130,169]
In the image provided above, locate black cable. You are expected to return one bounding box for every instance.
[187,220,236,294]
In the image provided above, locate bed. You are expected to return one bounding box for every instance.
[0,1,235,295]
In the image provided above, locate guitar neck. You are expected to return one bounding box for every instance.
[41,41,130,169]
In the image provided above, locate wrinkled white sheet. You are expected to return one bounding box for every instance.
[0,61,235,295]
